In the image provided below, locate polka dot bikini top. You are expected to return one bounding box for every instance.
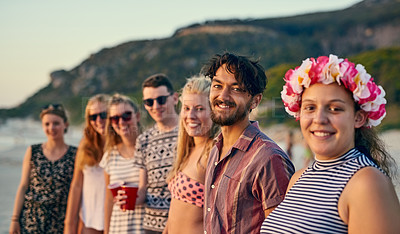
[168,171,204,208]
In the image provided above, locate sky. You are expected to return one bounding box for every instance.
[0,0,362,108]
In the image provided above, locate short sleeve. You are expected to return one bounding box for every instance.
[133,136,145,169]
[99,151,110,173]
[253,152,294,210]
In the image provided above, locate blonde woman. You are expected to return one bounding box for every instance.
[165,76,219,234]
[9,104,77,234]
[64,94,110,234]
[100,94,146,234]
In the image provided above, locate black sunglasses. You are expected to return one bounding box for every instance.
[143,94,171,107]
[42,103,64,111]
[109,111,132,124]
[89,111,107,121]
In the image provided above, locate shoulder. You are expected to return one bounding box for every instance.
[137,126,157,141]
[250,143,295,178]
[346,166,392,195]
[69,145,78,152]
[24,145,34,159]
[339,166,400,229]
[67,145,78,158]
[99,149,117,168]
[287,167,307,191]
[252,134,289,161]
[30,143,41,151]
[107,147,118,156]
[28,144,42,160]
[341,166,396,212]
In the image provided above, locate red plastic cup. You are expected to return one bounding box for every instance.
[108,181,124,197]
[121,182,138,211]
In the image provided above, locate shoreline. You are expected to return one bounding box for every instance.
[1,120,399,233]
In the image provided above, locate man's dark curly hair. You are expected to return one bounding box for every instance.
[201,52,267,96]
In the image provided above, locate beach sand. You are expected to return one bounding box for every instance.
[0,120,399,233]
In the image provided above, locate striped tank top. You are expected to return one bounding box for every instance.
[261,148,382,233]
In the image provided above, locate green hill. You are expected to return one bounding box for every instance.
[258,47,400,130]
[1,0,399,130]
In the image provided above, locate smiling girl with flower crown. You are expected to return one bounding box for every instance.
[261,55,400,233]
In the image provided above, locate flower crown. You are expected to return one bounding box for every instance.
[281,54,386,127]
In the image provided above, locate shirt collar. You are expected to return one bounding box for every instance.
[214,121,260,152]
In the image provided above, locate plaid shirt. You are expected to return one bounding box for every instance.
[204,121,295,234]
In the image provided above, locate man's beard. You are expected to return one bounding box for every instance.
[211,99,252,126]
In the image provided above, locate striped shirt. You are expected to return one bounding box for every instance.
[204,121,295,234]
[100,147,144,234]
[261,148,382,234]
[134,124,178,232]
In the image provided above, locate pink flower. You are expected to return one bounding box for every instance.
[280,54,387,127]
[367,104,386,127]
[281,85,300,118]
[360,85,386,112]
[338,60,358,92]
[359,80,380,103]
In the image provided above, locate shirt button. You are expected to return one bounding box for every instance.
[211,184,215,189]
[214,162,218,166]
[207,207,211,212]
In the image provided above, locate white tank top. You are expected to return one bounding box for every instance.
[80,165,105,230]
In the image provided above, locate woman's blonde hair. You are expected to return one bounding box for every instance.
[167,75,220,182]
[76,94,110,170]
[104,93,141,154]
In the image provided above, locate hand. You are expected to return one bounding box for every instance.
[9,220,21,234]
[115,190,127,211]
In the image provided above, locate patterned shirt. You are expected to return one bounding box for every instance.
[261,148,383,234]
[204,121,295,234]
[134,124,178,232]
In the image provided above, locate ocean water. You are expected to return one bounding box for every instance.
[0,119,399,233]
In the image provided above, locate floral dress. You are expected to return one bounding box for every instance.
[19,144,77,233]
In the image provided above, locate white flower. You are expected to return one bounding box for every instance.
[353,64,372,99]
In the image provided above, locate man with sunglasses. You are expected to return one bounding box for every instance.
[202,53,295,234]
[134,74,179,234]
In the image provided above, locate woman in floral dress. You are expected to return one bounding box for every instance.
[9,104,77,233]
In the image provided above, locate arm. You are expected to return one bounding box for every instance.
[104,171,114,234]
[9,146,32,234]
[63,163,84,234]
[339,167,400,234]
[136,168,147,205]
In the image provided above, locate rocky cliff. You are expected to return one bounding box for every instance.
[2,0,400,126]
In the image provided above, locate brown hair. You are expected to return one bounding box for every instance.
[167,75,220,182]
[142,73,174,93]
[201,52,267,96]
[355,127,397,180]
[40,103,69,133]
[75,94,110,170]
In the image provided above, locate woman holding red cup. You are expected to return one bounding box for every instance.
[100,94,146,234]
